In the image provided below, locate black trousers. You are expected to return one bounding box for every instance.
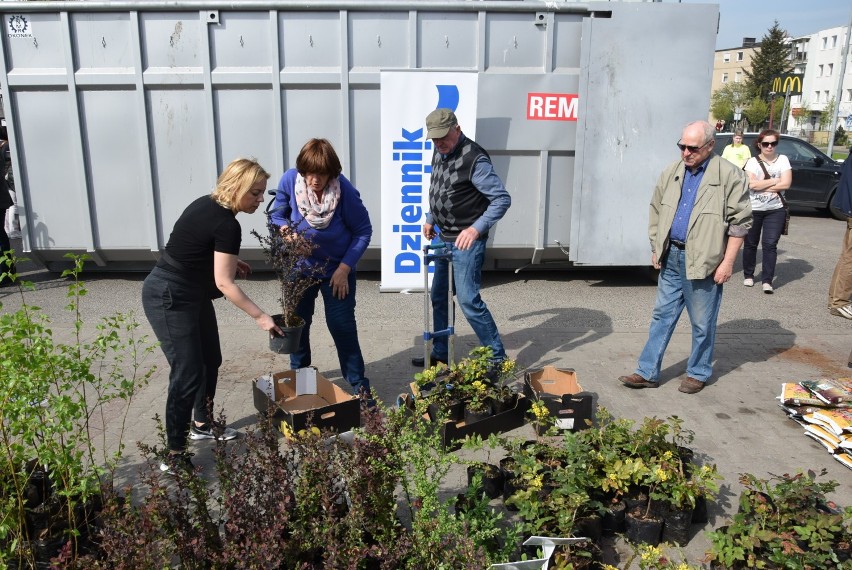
[142,267,221,452]
[743,208,786,285]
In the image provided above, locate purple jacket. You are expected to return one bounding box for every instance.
[270,169,372,278]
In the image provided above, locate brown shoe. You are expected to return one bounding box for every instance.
[678,377,705,394]
[618,373,657,389]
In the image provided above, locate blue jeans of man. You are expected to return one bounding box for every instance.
[431,239,506,363]
[290,270,370,394]
[635,246,723,383]
[142,267,222,452]
[742,208,786,285]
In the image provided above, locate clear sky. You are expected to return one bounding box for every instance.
[678,0,852,50]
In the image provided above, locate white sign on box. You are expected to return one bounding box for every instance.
[295,367,317,396]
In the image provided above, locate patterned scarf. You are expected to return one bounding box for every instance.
[294,174,341,230]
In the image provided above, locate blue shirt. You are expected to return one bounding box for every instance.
[669,159,709,243]
[270,169,373,278]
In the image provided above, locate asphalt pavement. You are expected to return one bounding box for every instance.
[1,206,851,565]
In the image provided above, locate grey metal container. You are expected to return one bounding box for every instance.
[0,0,717,271]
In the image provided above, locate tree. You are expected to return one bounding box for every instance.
[710,82,750,124]
[743,21,792,101]
[836,125,848,146]
[819,96,836,130]
[792,100,812,130]
[744,97,769,130]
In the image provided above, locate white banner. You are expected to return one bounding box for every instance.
[379,72,478,292]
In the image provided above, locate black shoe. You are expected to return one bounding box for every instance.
[159,452,196,476]
[484,359,508,382]
[411,356,448,368]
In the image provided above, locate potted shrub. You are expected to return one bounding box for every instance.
[0,253,155,567]
[484,356,519,413]
[705,470,852,569]
[424,382,466,423]
[252,223,325,353]
[462,379,493,423]
[414,347,520,424]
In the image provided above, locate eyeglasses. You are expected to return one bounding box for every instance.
[760,141,779,148]
[676,141,709,153]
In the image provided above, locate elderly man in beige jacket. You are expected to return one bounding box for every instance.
[619,120,752,394]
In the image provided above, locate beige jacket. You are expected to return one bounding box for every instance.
[649,154,752,280]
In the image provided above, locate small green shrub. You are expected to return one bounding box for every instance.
[0,253,156,566]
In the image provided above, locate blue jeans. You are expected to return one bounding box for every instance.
[743,207,786,285]
[431,240,506,363]
[290,270,369,394]
[142,267,222,452]
[635,246,723,383]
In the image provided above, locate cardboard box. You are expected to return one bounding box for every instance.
[524,366,593,432]
[253,369,360,433]
[403,385,530,450]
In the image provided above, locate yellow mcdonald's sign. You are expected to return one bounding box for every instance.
[771,74,803,95]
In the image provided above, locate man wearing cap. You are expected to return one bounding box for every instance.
[618,120,751,394]
[412,108,511,368]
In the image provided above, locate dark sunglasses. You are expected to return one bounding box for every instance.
[760,141,779,148]
[676,141,709,153]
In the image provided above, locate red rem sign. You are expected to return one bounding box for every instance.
[527,93,579,121]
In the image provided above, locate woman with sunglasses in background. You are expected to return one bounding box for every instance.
[742,129,792,293]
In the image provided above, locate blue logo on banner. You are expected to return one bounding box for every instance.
[391,83,461,274]
[435,85,459,112]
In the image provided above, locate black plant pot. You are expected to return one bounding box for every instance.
[499,457,520,510]
[467,463,504,500]
[269,315,305,354]
[574,514,603,543]
[25,467,51,508]
[662,505,693,546]
[491,393,518,414]
[602,500,627,535]
[34,535,68,568]
[625,511,663,546]
[427,400,464,423]
[692,494,708,524]
[463,402,494,424]
[623,487,650,513]
[426,400,464,422]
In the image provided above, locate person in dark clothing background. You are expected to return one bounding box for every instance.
[0,126,14,287]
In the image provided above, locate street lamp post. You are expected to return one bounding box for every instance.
[768,91,777,130]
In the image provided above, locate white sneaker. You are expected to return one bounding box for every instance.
[763,283,774,294]
[743,278,754,287]
[830,305,852,320]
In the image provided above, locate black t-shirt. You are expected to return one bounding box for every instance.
[157,195,241,283]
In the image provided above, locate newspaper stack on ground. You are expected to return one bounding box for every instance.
[778,378,852,470]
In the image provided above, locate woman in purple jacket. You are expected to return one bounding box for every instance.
[270,139,373,395]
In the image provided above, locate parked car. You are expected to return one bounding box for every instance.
[713,133,844,219]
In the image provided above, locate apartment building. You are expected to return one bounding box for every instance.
[787,26,851,136]
[709,27,851,137]
[709,38,759,125]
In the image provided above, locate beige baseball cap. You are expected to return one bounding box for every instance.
[425,108,458,139]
